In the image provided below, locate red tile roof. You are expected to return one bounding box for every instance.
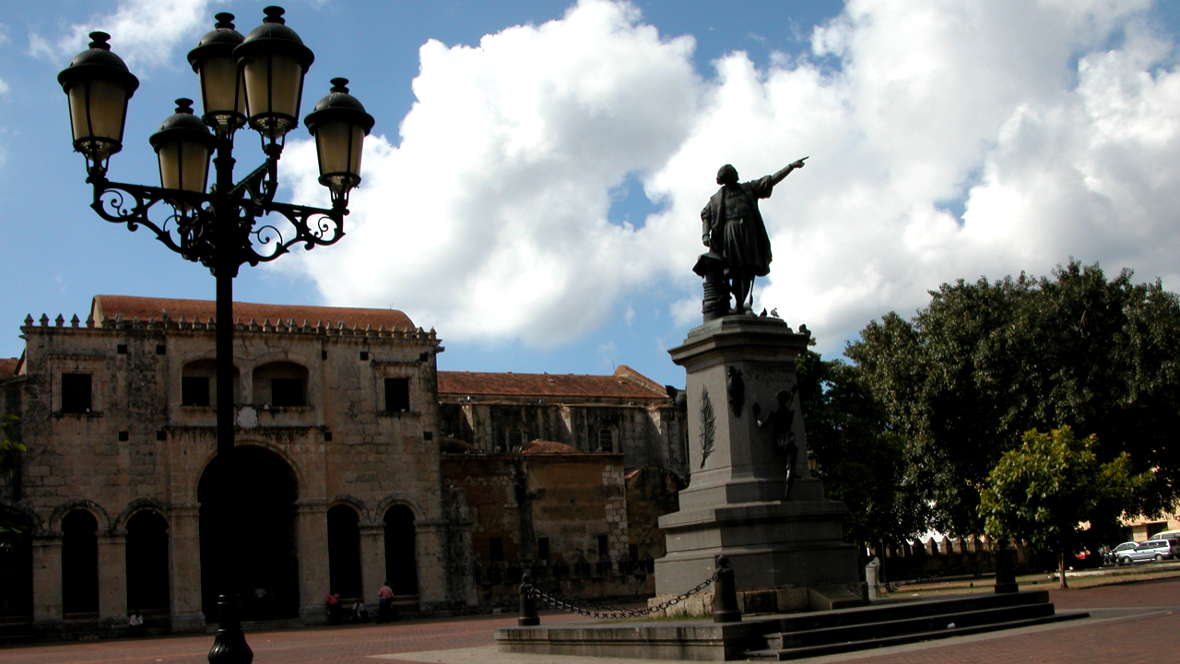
[438,365,668,400]
[0,358,18,377]
[90,295,414,330]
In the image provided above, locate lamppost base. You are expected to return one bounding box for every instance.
[208,594,253,664]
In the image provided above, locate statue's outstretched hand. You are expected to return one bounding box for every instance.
[791,158,807,169]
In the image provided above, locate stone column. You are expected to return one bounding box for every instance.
[97,532,127,627]
[359,524,385,608]
[415,520,448,606]
[32,534,63,624]
[295,500,329,623]
[169,504,205,632]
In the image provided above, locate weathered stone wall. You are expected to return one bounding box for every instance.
[624,466,683,561]
[442,450,681,607]
[439,400,688,477]
[3,312,471,634]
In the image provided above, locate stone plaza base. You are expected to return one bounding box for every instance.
[495,590,1087,661]
[654,478,862,606]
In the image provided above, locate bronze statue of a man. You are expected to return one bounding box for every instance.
[701,159,806,314]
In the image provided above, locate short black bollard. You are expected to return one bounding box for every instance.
[518,568,540,626]
[994,539,1019,594]
[711,555,741,623]
[208,594,253,664]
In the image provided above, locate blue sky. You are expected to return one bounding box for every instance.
[3,1,1180,388]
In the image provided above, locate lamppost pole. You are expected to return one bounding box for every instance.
[58,7,374,663]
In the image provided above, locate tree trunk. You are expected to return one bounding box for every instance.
[1058,551,1068,589]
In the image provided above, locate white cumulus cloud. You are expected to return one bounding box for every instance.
[29,0,213,71]
[280,0,698,347]
[281,0,1180,359]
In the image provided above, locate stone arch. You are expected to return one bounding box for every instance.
[62,508,100,615]
[197,445,299,622]
[125,509,170,613]
[329,495,369,524]
[327,503,363,599]
[114,497,170,532]
[0,502,35,619]
[382,503,418,596]
[194,439,308,501]
[49,499,112,535]
[374,495,425,523]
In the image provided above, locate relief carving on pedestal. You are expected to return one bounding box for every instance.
[699,388,715,469]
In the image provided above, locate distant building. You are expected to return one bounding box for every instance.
[437,367,688,477]
[441,441,681,606]
[0,295,687,636]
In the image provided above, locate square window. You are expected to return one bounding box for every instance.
[596,534,609,557]
[182,376,210,407]
[271,378,305,407]
[117,344,128,355]
[384,377,410,412]
[489,537,504,562]
[537,537,550,560]
[61,373,92,413]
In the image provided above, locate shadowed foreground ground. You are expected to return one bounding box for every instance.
[2,574,1177,663]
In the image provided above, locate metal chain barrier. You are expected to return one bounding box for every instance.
[520,570,717,620]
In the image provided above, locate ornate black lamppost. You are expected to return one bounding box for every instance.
[58,7,374,663]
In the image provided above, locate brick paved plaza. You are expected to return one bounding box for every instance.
[1,577,1176,663]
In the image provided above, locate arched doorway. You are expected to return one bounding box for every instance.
[383,505,418,596]
[0,507,33,619]
[198,446,298,621]
[62,509,99,616]
[126,511,169,614]
[327,505,362,599]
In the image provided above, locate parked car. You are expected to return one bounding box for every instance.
[1105,541,1139,566]
[1115,539,1175,565]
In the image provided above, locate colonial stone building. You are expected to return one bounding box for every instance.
[0,295,687,636]
[441,442,681,607]
[0,295,470,634]
[437,367,688,477]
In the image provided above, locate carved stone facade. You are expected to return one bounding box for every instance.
[0,296,472,635]
[440,443,682,607]
[437,367,688,478]
[0,296,688,636]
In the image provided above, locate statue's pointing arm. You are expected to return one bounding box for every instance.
[769,157,808,187]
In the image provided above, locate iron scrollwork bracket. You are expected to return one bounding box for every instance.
[90,174,345,274]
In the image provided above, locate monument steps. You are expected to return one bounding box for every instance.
[744,591,1087,660]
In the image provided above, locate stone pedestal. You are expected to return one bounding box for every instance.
[655,315,859,601]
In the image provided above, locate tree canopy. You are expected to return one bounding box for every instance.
[846,261,1180,535]
[796,347,929,552]
[979,427,1144,587]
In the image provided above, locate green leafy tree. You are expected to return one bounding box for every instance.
[979,427,1144,588]
[847,261,1180,535]
[796,347,930,568]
